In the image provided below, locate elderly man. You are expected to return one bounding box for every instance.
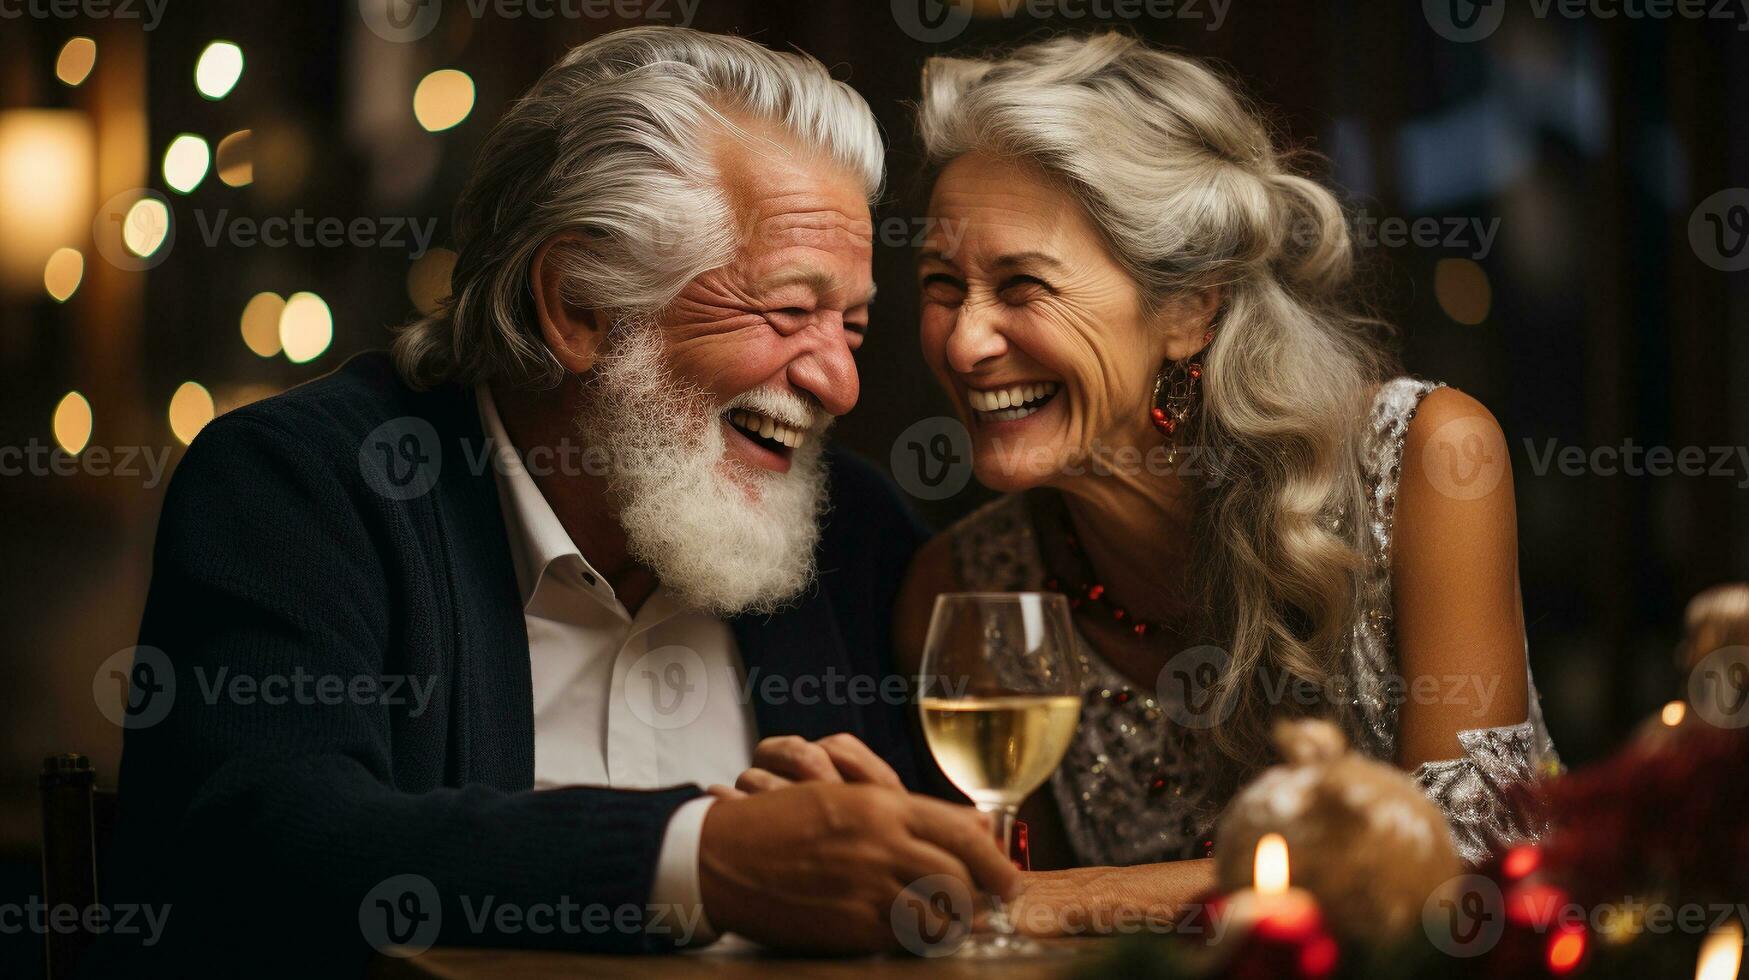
[100,27,1013,975]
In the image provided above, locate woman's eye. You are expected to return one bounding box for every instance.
[920,273,964,303]
[998,275,1051,302]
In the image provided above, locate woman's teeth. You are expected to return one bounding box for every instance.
[968,381,1059,422]
[728,409,805,449]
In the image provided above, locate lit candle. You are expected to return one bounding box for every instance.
[1222,833,1323,940]
[1696,919,1744,980]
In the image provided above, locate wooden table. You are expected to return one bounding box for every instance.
[370,936,1107,979]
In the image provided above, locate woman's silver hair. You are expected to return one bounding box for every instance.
[919,33,1401,775]
[394,27,885,389]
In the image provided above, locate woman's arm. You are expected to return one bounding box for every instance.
[1390,386,1531,765]
[1009,860,1216,936]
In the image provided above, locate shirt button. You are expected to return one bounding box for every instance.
[582,572,597,587]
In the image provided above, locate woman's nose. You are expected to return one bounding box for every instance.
[943,305,1009,376]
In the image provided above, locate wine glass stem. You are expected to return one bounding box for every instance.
[978,802,1019,937]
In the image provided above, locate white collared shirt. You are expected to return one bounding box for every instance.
[476,386,755,943]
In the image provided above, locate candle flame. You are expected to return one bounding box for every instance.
[1254,833,1289,896]
[1696,919,1744,980]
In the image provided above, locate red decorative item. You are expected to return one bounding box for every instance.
[1149,331,1213,451]
[1009,819,1030,871]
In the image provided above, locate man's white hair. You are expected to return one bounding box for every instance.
[393,26,885,389]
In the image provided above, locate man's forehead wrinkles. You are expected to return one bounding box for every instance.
[750,206,875,237]
[751,265,875,304]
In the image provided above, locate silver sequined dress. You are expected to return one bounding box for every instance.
[948,378,1561,867]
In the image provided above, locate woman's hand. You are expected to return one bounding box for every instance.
[1007,860,1216,937]
[709,733,905,799]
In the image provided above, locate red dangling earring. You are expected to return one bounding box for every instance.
[1149,331,1214,466]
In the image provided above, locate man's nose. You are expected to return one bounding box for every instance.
[786,323,860,418]
[944,304,1009,376]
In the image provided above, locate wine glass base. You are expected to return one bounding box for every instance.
[950,933,1060,958]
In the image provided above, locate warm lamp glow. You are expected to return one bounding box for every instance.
[195,41,244,100]
[56,38,97,87]
[1253,833,1290,896]
[168,381,215,445]
[43,247,83,302]
[1697,919,1744,980]
[1662,700,1687,727]
[215,129,253,187]
[279,291,333,363]
[413,70,475,132]
[0,110,94,291]
[53,391,92,455]
[240,291,285,356]
[163,134,211,194]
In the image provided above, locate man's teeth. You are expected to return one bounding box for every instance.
[728,409,806,449]
[968,381,1059,416]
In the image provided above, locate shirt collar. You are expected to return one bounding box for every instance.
[475,384,617,613]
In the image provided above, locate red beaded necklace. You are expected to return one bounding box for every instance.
[1036,494,1193,643]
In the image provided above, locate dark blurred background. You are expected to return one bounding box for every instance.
[1,0,1745,969]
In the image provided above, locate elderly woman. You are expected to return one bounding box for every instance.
[889,33,1560,927]
[730,31,1561,933]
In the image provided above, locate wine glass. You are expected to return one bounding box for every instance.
[916,592,1081,957]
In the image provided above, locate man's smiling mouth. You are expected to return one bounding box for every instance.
[725,408,807,453]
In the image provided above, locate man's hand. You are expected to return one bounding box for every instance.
[709,733,903,798]
[697,782,1019,953]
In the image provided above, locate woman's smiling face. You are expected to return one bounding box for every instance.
[918,152,1175,492]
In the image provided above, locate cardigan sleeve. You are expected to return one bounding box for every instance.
[99,411,703,976]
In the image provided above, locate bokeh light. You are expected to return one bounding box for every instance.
[168,381,216,445]
[1661,700,1687,726]
[407,248,456,315]
[413,70,475,132]
[279,291,333,363]
[162,134,211,194]
[1434,257,1492,325]
[43,247,83,302]
[55,38,97,87]
[194,41,244,100]
[52,391,92,455]
[1696,919,1744,980]
[215,129,253,187]
[240,291,285,357]
[122,197,171,258]
[1546,928,1586,974]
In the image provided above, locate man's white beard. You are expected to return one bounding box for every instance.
[576,314,830,617]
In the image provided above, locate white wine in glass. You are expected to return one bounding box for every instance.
[919,695,1081,808]
[917,592,1080,957]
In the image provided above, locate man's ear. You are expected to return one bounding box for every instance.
[1156,286,1226,362]
[530,234,609,374]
